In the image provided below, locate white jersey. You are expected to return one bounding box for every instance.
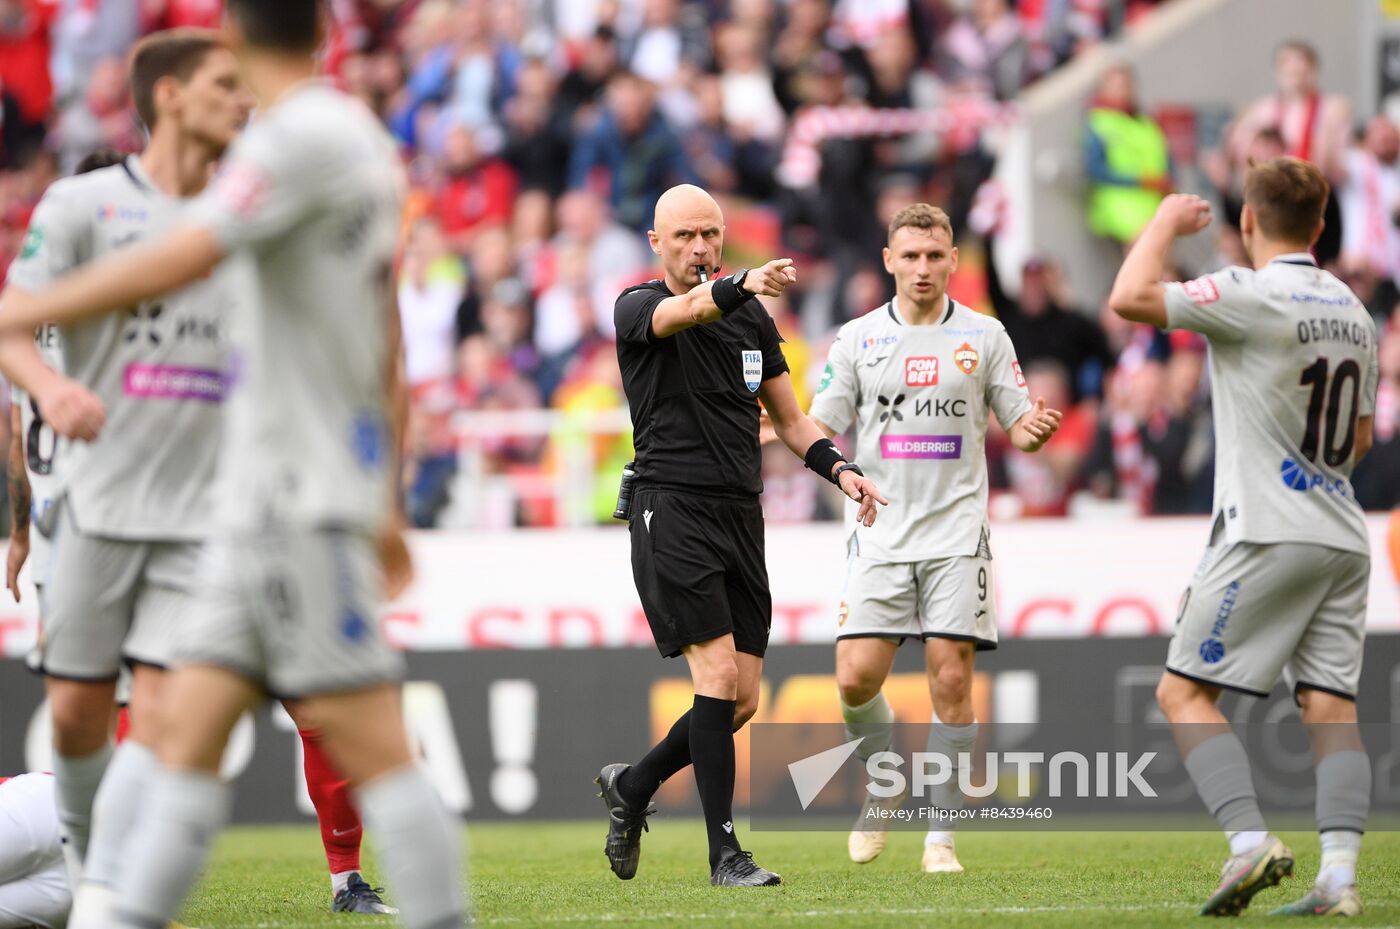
[188,81,405,533]
[1164,254,1378,556]
[5,158,230,541]
[810,296,1032,561]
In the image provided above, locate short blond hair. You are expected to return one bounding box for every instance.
[888,203,953,243]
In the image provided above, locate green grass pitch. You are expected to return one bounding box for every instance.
[185,821,1400,928]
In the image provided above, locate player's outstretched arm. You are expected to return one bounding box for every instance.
[759,372,888,526]
[1008,397,1063,453]
[0,226,224,336]
[6,403,29,603]
[650,258,798,339]
[1109,194,1212,328]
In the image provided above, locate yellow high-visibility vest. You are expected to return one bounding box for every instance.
[1087,107,1169,242]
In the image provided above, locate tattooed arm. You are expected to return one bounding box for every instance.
[7,402,30,601]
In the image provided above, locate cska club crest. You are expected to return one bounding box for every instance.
[953,342,980,376]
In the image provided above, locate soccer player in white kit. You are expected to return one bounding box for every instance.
[0,33,248,898]
[6,149,124,656]
[808,204,1061,873]
[0,2,467,928]
[1110,159,1378,917]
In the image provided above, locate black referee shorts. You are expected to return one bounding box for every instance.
[629,487,772,659]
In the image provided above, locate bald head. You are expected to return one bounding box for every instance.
[653,184,723,234]
[650,184,726,291]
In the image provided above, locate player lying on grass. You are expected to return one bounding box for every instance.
[1110,160,1377,917]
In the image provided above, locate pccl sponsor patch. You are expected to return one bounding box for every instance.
[1012,361,1026,387]
[953,342,980,376]
[905,356,938,387]
[96,203,148,223]
[1182,277,1220,304]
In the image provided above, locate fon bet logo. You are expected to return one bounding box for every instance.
[953,342,980,376]
[905,356,938,387]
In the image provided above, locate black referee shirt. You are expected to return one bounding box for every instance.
[615,279,790,498]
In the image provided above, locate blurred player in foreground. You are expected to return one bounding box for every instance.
[1110,161,1377,916]
[0,31,248,902]
[0,46,392,921]
[600,184,886,887]
[0,1,467,927]
[808,204,1059,873]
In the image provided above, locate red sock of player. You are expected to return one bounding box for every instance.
[298,728,363,889]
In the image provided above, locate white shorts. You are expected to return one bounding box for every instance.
[0,774,70,929]
[1166,520,1369,700]
[176,527,405,699]
[837,546,998,650]
[35,499,201,680]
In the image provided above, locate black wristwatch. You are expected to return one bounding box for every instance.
[833,462,864,483]
[731,268,751,296]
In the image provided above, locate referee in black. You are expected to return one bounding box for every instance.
[596,184,887,887]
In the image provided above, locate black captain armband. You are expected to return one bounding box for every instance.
[804,438,849,485]
[709,269,751,316]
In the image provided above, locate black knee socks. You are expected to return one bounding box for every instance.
[689,694,741,869]
[618,710,693,808]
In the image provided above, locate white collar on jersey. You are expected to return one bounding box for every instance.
[887,293,956,326]
[1270,252,1318,267]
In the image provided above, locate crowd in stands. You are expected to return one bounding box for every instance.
[0,0,1394,529]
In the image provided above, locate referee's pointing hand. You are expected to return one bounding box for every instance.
[838,469,889,528]
[747,258,799,298]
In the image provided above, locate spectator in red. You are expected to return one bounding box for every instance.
[0,0,58,135]
[140,0,221,31]
[1229,40,1351,264]
[434,122,519,255]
